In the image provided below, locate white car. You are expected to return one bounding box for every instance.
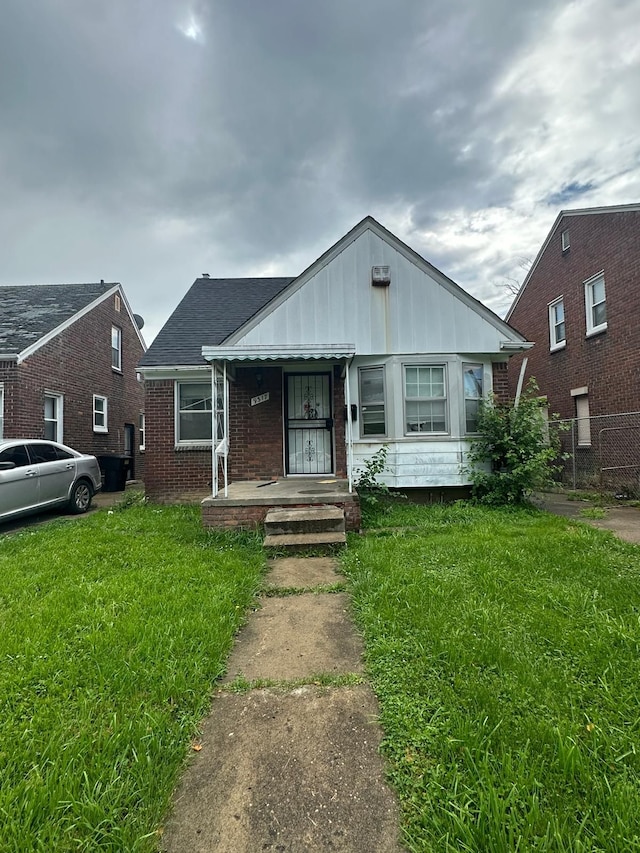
[0,440,103,522]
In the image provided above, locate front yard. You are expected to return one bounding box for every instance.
[2,499,640,850]
[343,500,640,851]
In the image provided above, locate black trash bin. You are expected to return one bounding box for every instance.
[99,455,131,492]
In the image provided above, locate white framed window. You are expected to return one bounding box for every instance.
[404,364,447,434]
[114,293,121,312]
[0,383,4,439]
[575,394,591,446]
[176,382,212,444]
[139,412,145,450]
[111,325,122,371]
[44,392,63,442]
[358,366,386,437]
[548,297,566,351]
[584,273,607,336]
[93,395,108,433]
[463,363,483,433]
[561,229,570,252]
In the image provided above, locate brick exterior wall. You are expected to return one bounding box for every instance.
[1,290,145,480]
[144,365,348,502]
[491,362,510,404]
[201,499,361,532]
[508,209,640,419]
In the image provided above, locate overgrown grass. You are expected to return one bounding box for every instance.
[342,501,640,851]
[0,505,265,852]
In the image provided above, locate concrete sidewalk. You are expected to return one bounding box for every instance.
[160,556,402,853]
[536,492,640,544]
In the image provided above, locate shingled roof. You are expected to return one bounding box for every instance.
[0,282,117,354]
[139,277,294,367]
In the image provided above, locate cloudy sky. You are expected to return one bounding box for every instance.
[1,0,638,345]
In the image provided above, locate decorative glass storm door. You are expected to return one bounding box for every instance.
[286,373,333,474]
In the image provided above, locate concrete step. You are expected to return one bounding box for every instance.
[263,531,347,552]
[264,505,345,536]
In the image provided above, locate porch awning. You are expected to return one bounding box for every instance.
[202,344,356,362]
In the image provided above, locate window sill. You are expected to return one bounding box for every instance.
[93,427,108,434]
[112,367,123,374]
[550,341,566,353]
[586,324,607,338]
[174,443,212,451]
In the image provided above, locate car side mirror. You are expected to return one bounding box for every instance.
[0,461,16,470]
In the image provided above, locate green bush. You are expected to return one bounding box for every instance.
[466,380,564,505]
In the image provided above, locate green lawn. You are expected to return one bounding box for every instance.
[342,500,640,852]
[0,504,265,852]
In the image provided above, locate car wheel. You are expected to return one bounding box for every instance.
[69,480,93,514]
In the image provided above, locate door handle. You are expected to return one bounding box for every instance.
[325,418,334,430]
[65,464,74,470]
[24,470,38,477]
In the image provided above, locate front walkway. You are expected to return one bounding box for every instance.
[160,556,402,852]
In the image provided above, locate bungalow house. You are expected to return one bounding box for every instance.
[139,217,530,528]
[0,282,146,484]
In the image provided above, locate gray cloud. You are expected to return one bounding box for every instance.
[0,0,638,341]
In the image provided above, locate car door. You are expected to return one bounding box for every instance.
[0,445,39,519]
[28,443,77,505]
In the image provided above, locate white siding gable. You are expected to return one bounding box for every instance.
[228,223,521,355]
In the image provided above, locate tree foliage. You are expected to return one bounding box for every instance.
[466,380,564,505]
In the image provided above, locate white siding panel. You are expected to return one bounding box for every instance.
[353,440,474,488]
[234,230,511,355]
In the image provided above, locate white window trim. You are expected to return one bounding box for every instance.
[584,271,607,337]
[93,394,108,433]
[175,380,213,447]
[0,382,4,440]
[111,325,122,371]
[575,394,591,447]
[139,412,145,451]
[44,392,64,442]
[358,365,387,438]
[561,229,570,252]
[548,297,567,352]
[403,363,449,436]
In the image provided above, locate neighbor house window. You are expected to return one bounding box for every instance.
[584,273,607,336]
[44,393,63,442]
[0,383,4,439]
[561,229,570,251]
[575,394,591,446]
[548,298,566,350]
[359,366,386,437]
[176,382,212,444]
[404,365,447,433]
[463,364,483,433]
[93,395,108,433]
[139,413,145,450]
[111,325,122,370]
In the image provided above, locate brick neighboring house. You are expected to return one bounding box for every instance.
[0,282,147,483]
[139,216,530,506]
[506,204,640,489]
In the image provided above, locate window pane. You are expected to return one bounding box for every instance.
[362,405,385,436]
[30,444,58,463]
[465,399,480,433]
[44,422,57,441]
[180,412,212,441]
[592,278,605,304]
[554,301,564,323]
[406,400,446,433]
[463,365,483,399]
[180,384,212,412]
[0,445,29,467]
[44,397,56,419]
[593,301,606,327]
[360,369,384,404]
[555,321,566,344]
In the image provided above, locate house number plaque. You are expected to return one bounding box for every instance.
[250,392,270,407]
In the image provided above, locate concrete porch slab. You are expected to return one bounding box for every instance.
[201,477,356,508]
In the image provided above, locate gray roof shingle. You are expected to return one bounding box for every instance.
[139,277,294,367]
[0,282,117,353]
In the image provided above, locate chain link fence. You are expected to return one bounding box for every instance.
[552,411,640,493]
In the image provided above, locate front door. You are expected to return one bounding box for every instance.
[285,373,333,475]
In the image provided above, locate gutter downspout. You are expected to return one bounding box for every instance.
[211,362,218,498]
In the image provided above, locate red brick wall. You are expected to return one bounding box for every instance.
[2,291,145,478]
[491,362,510,404]
[508,210,640,418]
[145,365,349,502]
